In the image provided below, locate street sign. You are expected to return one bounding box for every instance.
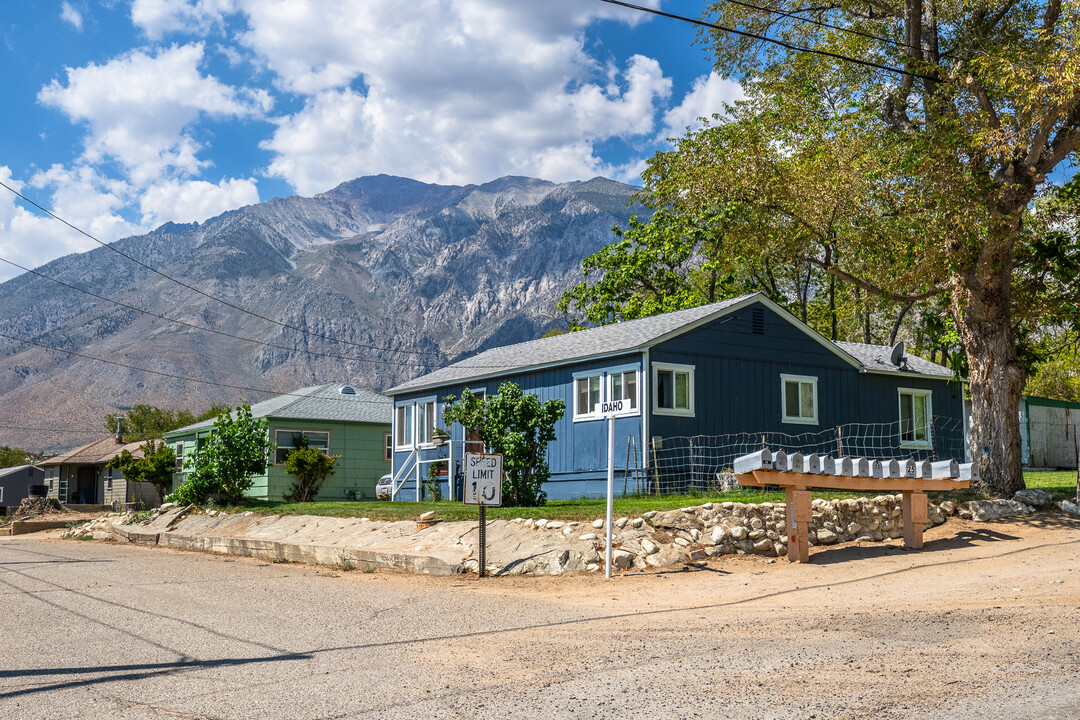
[463,452,503,507]
[594,399,629,417]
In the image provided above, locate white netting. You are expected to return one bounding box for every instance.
[623,416,967,496]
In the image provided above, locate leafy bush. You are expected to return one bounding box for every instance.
[168,404,272,505]
[443,382,565,507]
[283,435,340,502]
[107,440,176,502]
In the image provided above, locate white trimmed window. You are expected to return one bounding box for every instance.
[417,400,437,446]
[275,430,331,465]
[781,374,818,425]
[573,366,640,421]
[383,433,393,462]
[899,389,932,446]
[395,404,413,449]
[609,370,638,411]
[174,442,184,473]
[574,374,602,419]
[653,363,695,416]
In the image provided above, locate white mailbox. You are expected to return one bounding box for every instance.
[931,459,959,478]
[733,449,773,474]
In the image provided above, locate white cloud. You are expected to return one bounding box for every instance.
[60,2,84,32]
[0,165,144,283]
[242,1,672,192]
[38,43,269,187]
[661,73,745,139]
[138,176,260,227]
[131,0,237,40]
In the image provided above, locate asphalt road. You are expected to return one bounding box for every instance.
[1,519,1079,719]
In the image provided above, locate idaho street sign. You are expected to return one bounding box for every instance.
[463,452,503,507]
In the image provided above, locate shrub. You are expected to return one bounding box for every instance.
[168,404,272,505]
[283,435,340,502]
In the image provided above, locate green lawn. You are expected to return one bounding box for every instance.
[222,470,1077,522]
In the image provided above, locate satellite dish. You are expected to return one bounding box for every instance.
[889,341,906,367]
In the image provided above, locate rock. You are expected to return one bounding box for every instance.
[680,506,696,513]
[593,518,605,529]
[159,502,176,511]
[816,529,838,545]
[418,511,436,520]
[1014,488,1054,508]
[631,518,644,528]
[1060,500,1080,516]
[753,538,774,553]
[641,538,659,555]
[562,526,574,535]
[557,550,570,566]
[586,563,600,572]
[729,526,748,541]
[705,546,724,557]
[749,517,764,530]
[711,526,727,544]
[579,533,598,541]
[748,529,766,540]
[535,519,548,528]
[648,510,704,532]
[703,502,714,510]
[615,517,629,529]
[612,549,634,570]
[642,510,657,519]
[688,549,708,561]
[673,537,690,547]
[966,499,1035,521]
[689,528,701,541]
[546,521,564,530]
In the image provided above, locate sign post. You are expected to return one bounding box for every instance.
[595,398,628,579]
[463,452,503,578]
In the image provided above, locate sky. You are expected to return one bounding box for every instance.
[0,0,742,283]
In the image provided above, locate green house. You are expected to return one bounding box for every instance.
[163,384,392,501]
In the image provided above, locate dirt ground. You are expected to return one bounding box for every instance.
[7,511,1079,719]
[347,512,1080,719]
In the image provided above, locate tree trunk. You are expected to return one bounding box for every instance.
[952,233,1026,498]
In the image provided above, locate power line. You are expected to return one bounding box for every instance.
[598,0,937,81]
[0,424,100,435]
[0,179,446,359]
[0,255,433,370]
[0,328,392,405]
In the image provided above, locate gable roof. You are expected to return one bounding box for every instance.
[388,293,955,395]
[0,464,44,478]
[166,383,391,435]
[41,437,149,467]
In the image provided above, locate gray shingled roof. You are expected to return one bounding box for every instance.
[388,295,763,393]
[388,293,955,394]
[168,383,391,434]
[834,341,954,378]
[0,465,40,478]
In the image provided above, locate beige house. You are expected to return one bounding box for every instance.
[42,437,162,507]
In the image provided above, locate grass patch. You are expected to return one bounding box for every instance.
[75,534,94,541]
[218,470,1076,522]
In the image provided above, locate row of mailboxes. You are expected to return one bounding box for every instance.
[733,448,977,481]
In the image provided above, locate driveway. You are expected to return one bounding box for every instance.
[1,515,1078,719]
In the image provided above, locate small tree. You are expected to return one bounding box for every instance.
[283,434,340,502]
[168,404,272,505]
[107,440,176,503]
[443,382,565,507]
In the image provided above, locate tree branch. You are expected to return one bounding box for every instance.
[808,252,949,302]
[1043,0,1062,30]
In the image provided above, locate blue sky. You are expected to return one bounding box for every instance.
[0,1,741,282]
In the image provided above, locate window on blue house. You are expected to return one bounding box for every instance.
[609,370,638,410]
[653,363,694,416]
[899,389,932,446]
[575,375,601,418]
[781,374,818,425]
[395,405,413,449]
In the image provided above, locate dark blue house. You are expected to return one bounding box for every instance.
[385,293,965,501]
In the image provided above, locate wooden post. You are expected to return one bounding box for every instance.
[902,490,928,549]
[786,486,811,563]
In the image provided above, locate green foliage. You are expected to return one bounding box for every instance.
[105,403,231,443]
[282,434,340,502]
[106,440,177,502]
[423,458,445,501]
[167,404,272,505]
[0,446,30,469]
[1024,350,1080,403]
[442,383,565,507]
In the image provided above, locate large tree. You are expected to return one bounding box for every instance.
[631,0,1080,496]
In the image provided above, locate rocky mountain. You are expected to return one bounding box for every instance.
[0,175,645,452]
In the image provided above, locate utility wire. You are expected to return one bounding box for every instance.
[598,0,937,81]
[715,0,955,60]
[0,329,392,405]
[0,255,432,370]
[0,424,100,435]
[0,179,445,359]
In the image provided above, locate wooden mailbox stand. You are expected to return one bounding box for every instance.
[734,471,969,563]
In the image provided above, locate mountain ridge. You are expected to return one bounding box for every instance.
[0,174,645,452]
